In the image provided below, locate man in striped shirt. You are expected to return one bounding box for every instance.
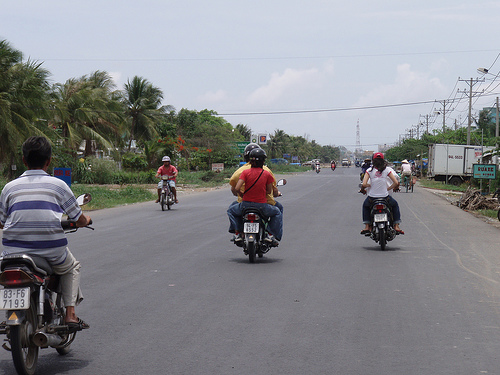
[0,136,92,330]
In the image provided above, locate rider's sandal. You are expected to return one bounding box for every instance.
[360,229,370,235]
[66,318,90,333]
[395,229,405,235]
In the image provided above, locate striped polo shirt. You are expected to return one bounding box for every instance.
[0,170,82,264]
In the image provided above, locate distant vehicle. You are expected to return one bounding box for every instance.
[342,159,350,167]
[270,158,289,165]
[427,143,495,185]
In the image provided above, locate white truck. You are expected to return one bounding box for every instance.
[427,143,495,185]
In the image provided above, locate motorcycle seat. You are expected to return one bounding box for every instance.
[0,254,52,275]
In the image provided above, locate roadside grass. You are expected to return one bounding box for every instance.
[71,184,155,210]
[418,178,468,192]
[476,209,499,220]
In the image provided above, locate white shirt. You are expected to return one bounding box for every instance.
[366,166,396,198]
[401,163,412,174]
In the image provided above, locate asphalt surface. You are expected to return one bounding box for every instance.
[1,167,500,375]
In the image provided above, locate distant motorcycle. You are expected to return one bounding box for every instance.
[315,164,321,173]
[234,179,286,263]
[0,194,93,375]
[159,175,175,211]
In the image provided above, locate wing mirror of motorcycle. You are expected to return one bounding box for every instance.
[277,179,287,186]
[76,193,92,206]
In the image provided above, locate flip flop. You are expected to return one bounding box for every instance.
[175,199,179,204]
[360,229,370,235]
[395,229,405,235]
[66,318,90,333]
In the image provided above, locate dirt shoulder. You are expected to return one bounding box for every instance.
[421,185,500,230]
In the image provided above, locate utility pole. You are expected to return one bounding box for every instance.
[458,77,484,145]
[419,114,431,134]
[436,100,450,133]
[496,97,499,170]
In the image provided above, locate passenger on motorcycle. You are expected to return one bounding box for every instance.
[359,152,404,235]
[227,148,283,247]
[155,156,178,204]
[361,158,372,174]
[227,143,283,240]
[0,136,91,330]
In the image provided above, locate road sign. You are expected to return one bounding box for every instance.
[234,142,249,153]
[54,168,72,187]
[473,164,496,179]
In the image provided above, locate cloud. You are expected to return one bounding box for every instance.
[198,89,228,104]
[356,63,447,107]
[246,66,326,106]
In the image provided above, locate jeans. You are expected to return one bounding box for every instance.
[227,201,283,240]
[362,196,401,224]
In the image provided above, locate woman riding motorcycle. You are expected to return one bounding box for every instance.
[359,152,404,235]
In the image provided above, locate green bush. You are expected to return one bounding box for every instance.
[122,153,148,170]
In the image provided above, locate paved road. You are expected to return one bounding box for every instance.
[1,167,500,375]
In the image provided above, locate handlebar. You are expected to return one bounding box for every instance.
[61,220,94,232]
[161,175,175,180]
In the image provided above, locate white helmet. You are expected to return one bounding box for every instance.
[162,156,171,162]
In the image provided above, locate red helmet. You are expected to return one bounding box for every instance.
[373,152,384,160]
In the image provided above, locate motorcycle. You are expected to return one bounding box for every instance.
[366,197,396,250]
[315,164,321,173]
[0,194,93,375]
[159,175,175,211]
[236,179,286,263]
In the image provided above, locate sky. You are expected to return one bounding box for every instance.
[2,0,500,152]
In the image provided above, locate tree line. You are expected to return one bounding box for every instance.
[0,39,341,180]
[385,122,499,163]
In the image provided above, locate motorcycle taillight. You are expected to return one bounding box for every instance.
[245,213,258,221]
[0,269,35,287]
[375,204,385,211]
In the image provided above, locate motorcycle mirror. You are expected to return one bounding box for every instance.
[76,193,92,206]
[277,179,287,186]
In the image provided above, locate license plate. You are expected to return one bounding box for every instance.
[244,222,259,233]
[0,287,30,310]
[374,213,388,222]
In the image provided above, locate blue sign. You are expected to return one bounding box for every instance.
[54,168,72,187]
[473,164,496,179]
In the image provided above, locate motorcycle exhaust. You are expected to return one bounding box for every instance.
[33,332,63,347]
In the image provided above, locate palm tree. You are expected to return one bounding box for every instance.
[122,76,171,150]
[268,129,289,159]
[0,40,51,176]
[50,71,122,157]
[235,123,252,141]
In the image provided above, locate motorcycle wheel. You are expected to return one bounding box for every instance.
[10,298,39,375]
[379,229,387,250]
[161,192,166,211]
[247,242,256,263]
[497,209,500,222]
[167,193,173,210]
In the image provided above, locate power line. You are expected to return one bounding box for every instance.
[38,49,500,63]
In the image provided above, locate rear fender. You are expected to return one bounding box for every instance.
[245,234,256,243]
[5,310,26,325]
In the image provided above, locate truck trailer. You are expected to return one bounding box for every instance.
[427,143,495,185]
